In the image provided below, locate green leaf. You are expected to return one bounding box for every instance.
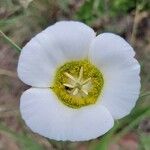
[75,0,96,24]
[139,133,150,150]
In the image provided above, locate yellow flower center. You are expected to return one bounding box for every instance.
[52,60,104,108]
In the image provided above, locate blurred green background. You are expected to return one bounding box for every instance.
[0,0,150,150]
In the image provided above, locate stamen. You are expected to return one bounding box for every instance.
[72,88,79,95]
[64,72,76,82]
[82,77,91,85]
[81,89,88,95]
[78,67,83,81]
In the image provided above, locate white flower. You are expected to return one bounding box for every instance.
[18,21,140,141]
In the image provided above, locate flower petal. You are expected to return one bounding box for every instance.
[44,21,96,60]
[18,21,95,87]
[89,33,141,119]
[20,88,114,141]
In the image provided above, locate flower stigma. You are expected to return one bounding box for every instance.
[52,60,104,108]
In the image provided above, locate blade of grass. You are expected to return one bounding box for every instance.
[94,105,149,150]
[113,108,150,142]
[0,30,21,53]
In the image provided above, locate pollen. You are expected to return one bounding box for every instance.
[52,60,104,108]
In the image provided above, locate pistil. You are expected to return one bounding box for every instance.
[63,67,91,96]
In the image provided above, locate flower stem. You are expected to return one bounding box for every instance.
[0,30,21,53]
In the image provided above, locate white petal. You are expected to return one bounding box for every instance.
[89,33,141,119]
[18,21,95,87]
[20,88,114,141]
[44,21,96,60]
